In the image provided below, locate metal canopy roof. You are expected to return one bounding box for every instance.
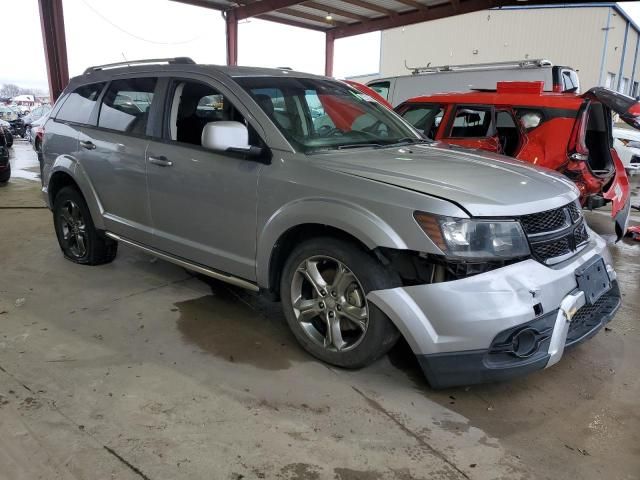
[173,0,563,39]
[38,0,592,102]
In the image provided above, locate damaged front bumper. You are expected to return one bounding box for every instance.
[367,233,620,388]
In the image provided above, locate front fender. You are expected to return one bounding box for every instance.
[256,197,408,287]
[47,155,106,230]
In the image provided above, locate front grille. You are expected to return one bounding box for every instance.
[520,207,570,235]
[531,238,572,260]
[567,202,582,222]
[566,284,620,347]
[519,202,589,264]
[573,222,589,245]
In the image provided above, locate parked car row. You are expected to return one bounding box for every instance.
[0,103,51,139]
[39,58,622,388]
[0,123,10,183]
[0,119,14,147]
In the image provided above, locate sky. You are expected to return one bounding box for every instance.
[1,0,639,93]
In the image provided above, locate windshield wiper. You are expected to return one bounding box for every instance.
[336,143,384,150]
[383,137,431,147]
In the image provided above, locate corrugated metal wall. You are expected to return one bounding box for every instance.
[375,6,640,93]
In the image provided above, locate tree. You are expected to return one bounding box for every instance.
[0,83,20,98]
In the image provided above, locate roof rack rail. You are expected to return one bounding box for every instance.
[404,59,552,75]
[84,57,196,74]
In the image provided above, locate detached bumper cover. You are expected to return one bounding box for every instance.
[367,233,620,388]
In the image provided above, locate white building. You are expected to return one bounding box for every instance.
[355,3,640,95]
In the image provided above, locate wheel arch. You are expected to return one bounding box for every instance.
[47,160,105,230]
[266,224,374,298]
[257,198,408,295]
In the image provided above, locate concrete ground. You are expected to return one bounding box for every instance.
[0,140,638,480]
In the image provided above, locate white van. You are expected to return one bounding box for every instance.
[367,59,580,106]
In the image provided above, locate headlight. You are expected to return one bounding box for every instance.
[414,212,530,259]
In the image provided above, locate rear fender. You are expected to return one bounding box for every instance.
[47,155,106,230]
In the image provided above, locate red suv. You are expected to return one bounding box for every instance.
[395,81,633,238]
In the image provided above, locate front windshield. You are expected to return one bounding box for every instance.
[236,76,421,153]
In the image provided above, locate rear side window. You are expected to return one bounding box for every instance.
[56,83,105,124]
[98,78,157,134]
[368,81,390,100]
[399,104,444,139]
[448,106,492,138]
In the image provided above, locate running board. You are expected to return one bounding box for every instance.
[105,232,259,292]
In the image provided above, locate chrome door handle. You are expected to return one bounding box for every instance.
[80,140,96,150]
[149,156,173,167]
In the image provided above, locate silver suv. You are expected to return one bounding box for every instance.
[42,58,620,388]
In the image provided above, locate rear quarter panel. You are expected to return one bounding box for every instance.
[42,119,107,230]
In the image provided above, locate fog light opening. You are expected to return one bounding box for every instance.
[512,328,539,358]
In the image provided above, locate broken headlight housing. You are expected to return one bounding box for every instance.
[414,212,530,260]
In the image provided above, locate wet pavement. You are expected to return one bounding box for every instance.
[0,140,638,479]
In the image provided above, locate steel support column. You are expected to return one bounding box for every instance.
[38,0,69,101]
[617,19,630,93]
[225,9,238,66]
[629,35,640,98]
[325,31,334,77]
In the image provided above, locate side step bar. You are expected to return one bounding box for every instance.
[105,232,259,292]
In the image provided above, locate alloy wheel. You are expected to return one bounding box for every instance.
[291,255,369,352]
[59,200,87,258]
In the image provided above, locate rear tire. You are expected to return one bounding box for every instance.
[280,237,401,369]
[53,186,117,265]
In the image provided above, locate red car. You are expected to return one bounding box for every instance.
[394,81,633,238]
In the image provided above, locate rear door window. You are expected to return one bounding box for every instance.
[98,78,157,135]
[447,106,492,138]
[368,81,390,100]
[56,83,106,125]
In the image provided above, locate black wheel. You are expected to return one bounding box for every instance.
[280,237,401,369]
[0,164,10,183]
[53,186,118,265]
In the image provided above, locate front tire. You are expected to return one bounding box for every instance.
[280,237,401,369]
[53,186,117,265]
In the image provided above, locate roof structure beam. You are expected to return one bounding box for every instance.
[235,0,307,20]
[391,0,428,12]
[304,1,368,21]
[170,0,229,10]
[278,7,348,26]
[337,0,396,16]
[331,0,497,38]
[257,13,330,30]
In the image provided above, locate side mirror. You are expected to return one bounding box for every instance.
[201,121,262,157]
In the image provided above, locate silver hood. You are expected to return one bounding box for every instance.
[314,143,579,217]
